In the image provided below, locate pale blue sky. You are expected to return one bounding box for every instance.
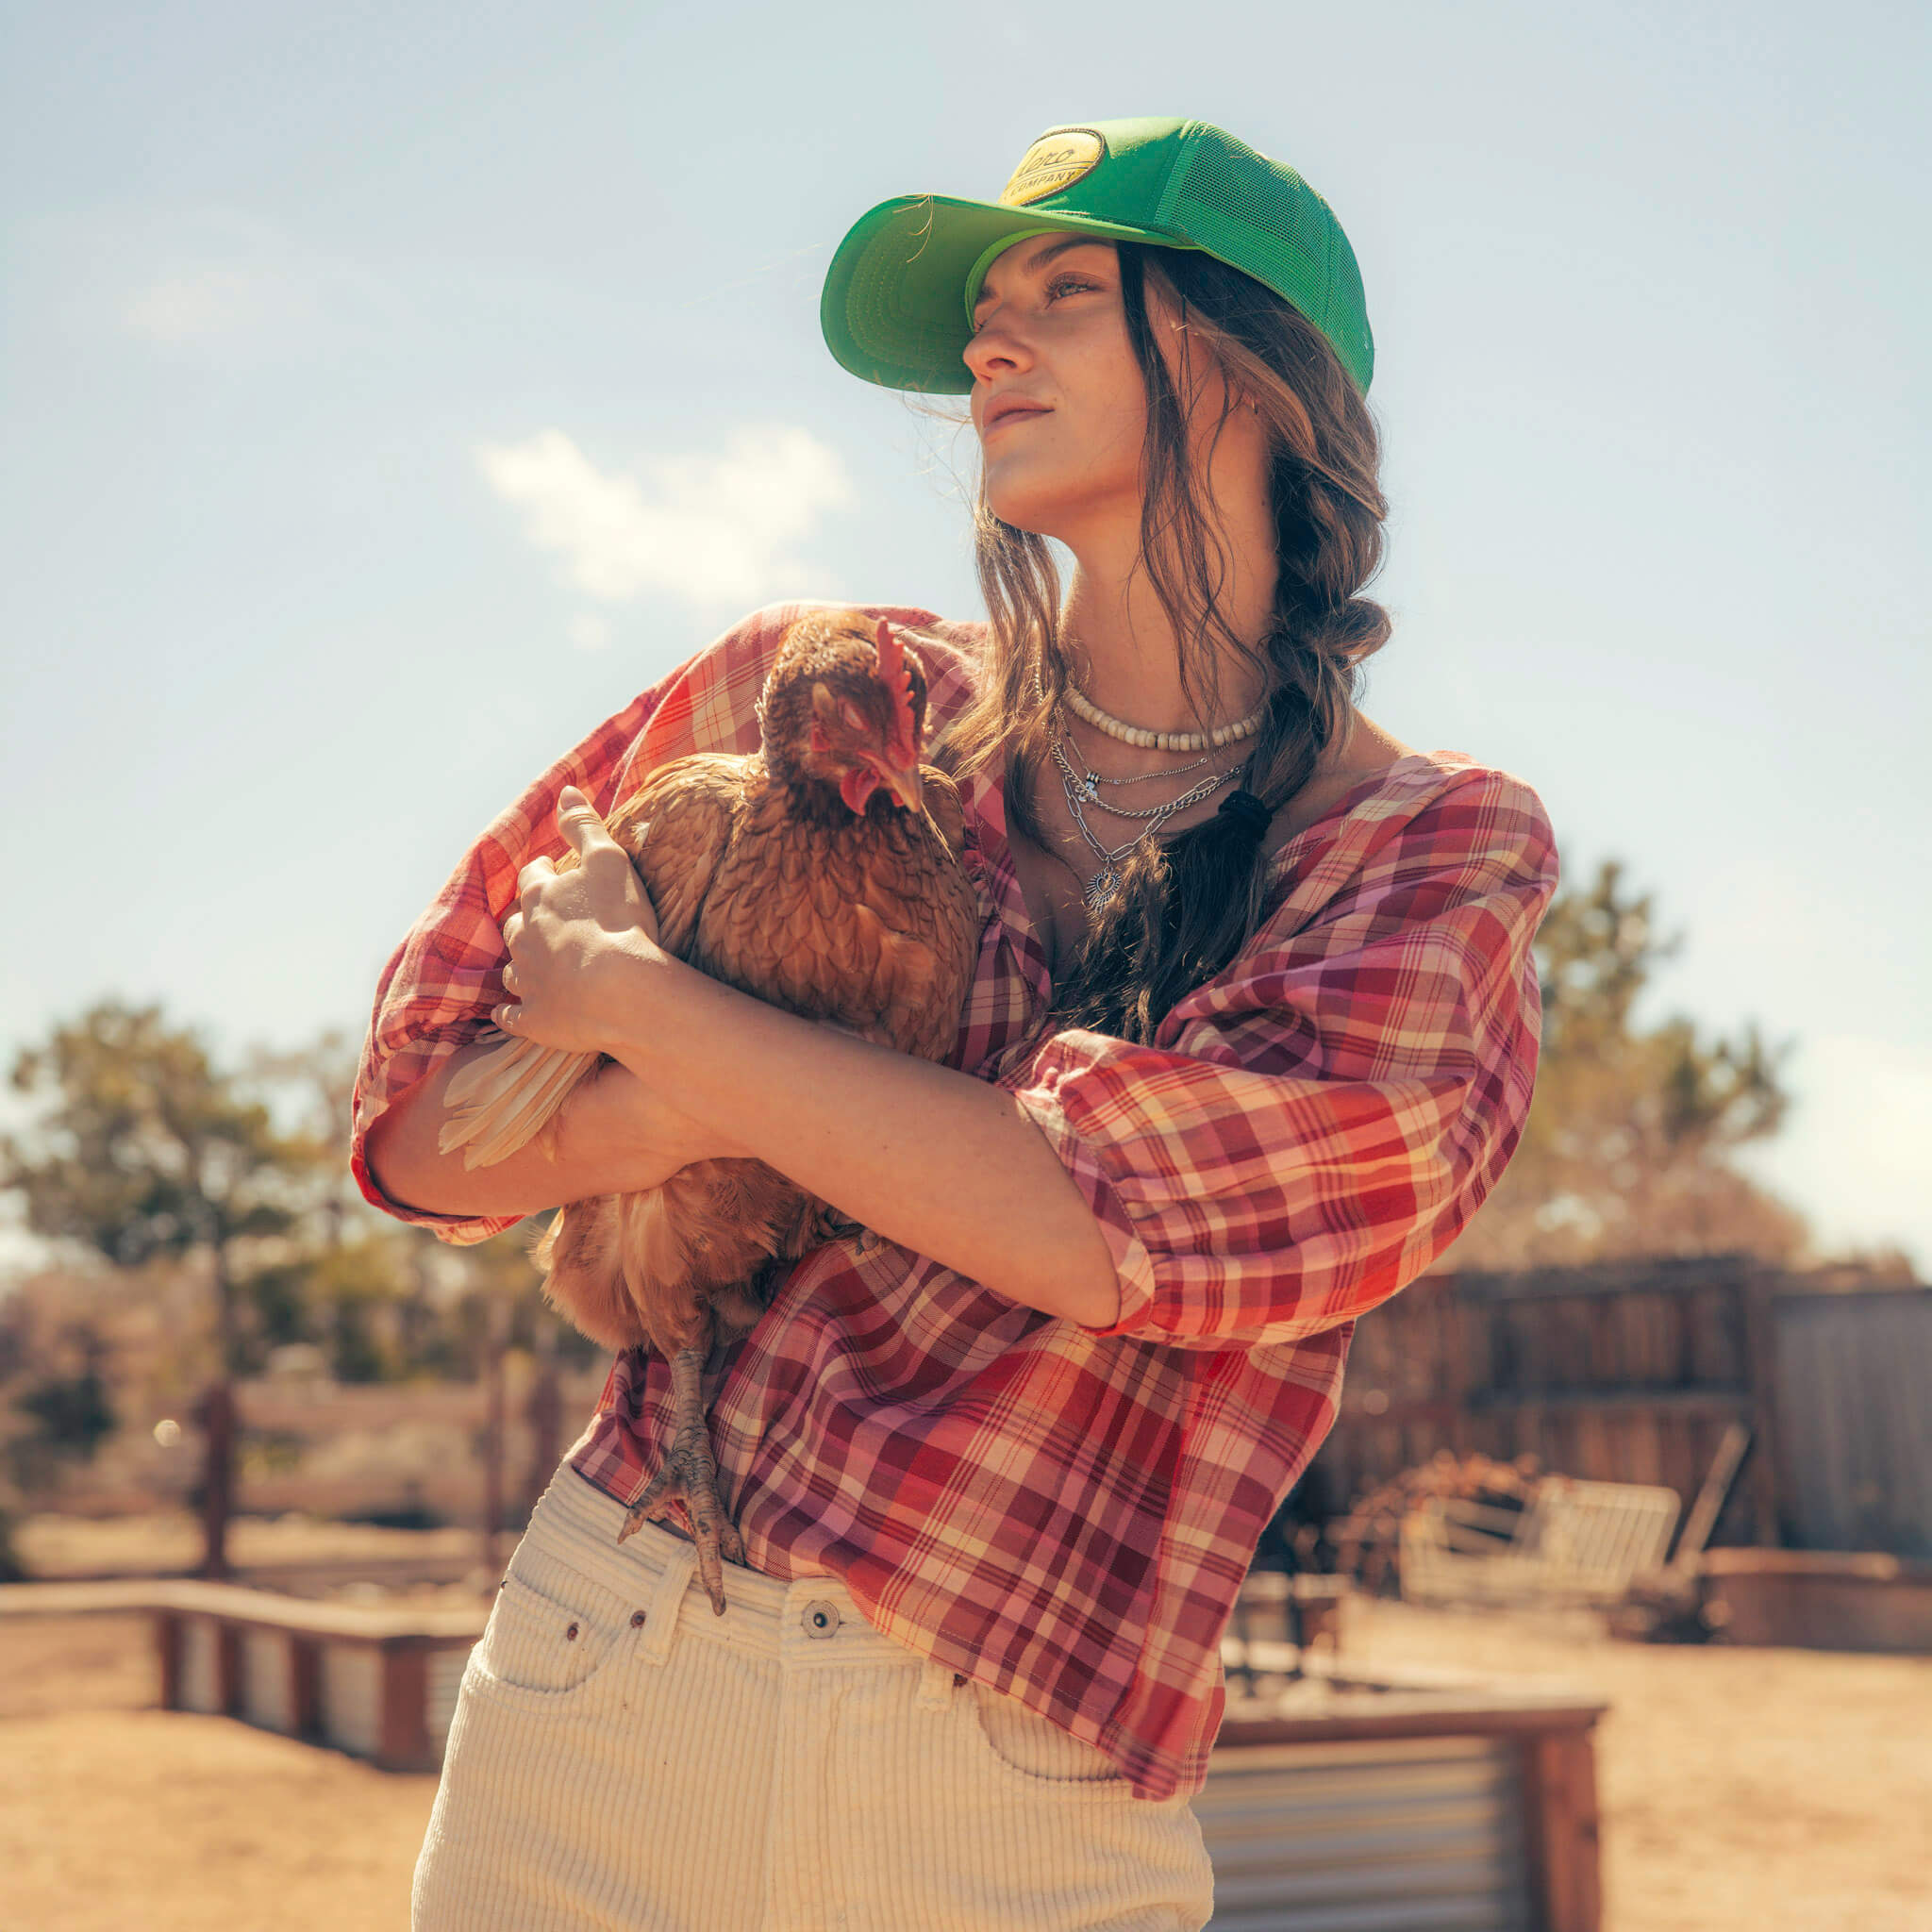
[3,1,1926,1264]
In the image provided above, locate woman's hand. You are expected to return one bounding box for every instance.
[496,786,665,1058]
[561,1054,745,1191]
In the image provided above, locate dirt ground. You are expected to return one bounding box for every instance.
[2,1519,1928,1931]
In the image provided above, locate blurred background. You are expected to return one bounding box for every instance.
[2,4,1927,1929]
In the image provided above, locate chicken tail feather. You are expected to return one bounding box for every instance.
[438,1028,601,1169]
[535,1197,649,1352]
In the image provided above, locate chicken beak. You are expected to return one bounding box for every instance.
[879,759,924,814]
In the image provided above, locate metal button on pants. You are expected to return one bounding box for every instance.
[801,1600,841,1638]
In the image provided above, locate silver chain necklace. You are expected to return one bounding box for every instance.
[1060,736,1226,797]
[1027,661,1251,911]
[1047,728,1242,910]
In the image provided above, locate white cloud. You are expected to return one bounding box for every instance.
[99,209,402,353]
[125,265,289,343]
[475,425,853,610]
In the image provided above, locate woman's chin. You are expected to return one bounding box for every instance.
[983,460,1128,541]
[982,478,1079,540]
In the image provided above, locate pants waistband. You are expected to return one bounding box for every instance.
[523,1465,959,1708]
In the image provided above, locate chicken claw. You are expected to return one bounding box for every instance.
[617,1344,746,1615]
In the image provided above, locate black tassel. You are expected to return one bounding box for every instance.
[1216,789,1273,841]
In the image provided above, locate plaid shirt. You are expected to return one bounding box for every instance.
[351,601,1557,1801]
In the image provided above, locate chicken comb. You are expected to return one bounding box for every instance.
[874,618,919,768]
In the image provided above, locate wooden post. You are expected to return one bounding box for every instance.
[1741,1278,1785,1547]
[291,1635,323,1740]
[523,1320,565,1521]
[378,1642,431,1772]
[1521,1724,1603,1931]
[193,1379,236,1580]
[154,1610,182,1711]
[216,1620,243,1717]
[480,1306,507,1577]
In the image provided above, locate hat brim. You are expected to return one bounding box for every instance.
[821,194,1188,395]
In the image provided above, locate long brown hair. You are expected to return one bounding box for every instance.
[932,242,1392,1042]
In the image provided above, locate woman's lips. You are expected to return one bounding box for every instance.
[982,397,1052,436]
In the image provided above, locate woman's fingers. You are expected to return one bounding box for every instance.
[557,785,622,863]
[486,785,661,1059]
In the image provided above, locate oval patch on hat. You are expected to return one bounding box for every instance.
[999,127,1105,207]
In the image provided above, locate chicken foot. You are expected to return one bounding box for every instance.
[617,1344,746,1615]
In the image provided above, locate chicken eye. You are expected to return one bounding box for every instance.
[839,699,870,735]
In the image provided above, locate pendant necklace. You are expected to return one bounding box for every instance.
[1048,732,1241,910]
[1030,668,1252,911]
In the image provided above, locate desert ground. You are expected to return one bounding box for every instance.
[3,1514,1928,1931]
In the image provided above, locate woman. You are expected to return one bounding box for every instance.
[358,117,1557,1932]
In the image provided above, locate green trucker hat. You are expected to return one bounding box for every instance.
[821,116,1373,397]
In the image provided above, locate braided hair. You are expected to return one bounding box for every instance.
[934,244,1391,1044]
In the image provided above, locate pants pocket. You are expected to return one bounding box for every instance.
[960,1679,1136,1799]
[464,1524,650,1713]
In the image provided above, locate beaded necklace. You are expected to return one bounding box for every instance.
[1028,663,1257,911]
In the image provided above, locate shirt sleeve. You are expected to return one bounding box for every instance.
[1005,765,1558,1351]
[347,604,803,1242]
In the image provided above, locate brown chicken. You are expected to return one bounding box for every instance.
[437,610,982,1611]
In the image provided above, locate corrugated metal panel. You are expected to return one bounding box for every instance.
[320,1641,383,1759]
[1774,1291,1932,1557]
[179,1616,221,1715]
[241,1628,295,1734]
[1194,1736,1531,1932]
[426,1646,470,1759]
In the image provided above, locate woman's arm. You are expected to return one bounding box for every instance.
[622,967,1123,1328]
[362,1044,748,1224]
[490,790,1124,1327]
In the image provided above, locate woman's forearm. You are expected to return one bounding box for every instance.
[361,1041,728,1224]
[605,953,1124,1328]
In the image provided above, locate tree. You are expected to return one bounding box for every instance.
[1,1001,316,1573]
[0,1292,116,1579]
[1454,859,1807,1268]
[245,1028,362,1250]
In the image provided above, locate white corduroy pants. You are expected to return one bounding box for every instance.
[412,1464,1214,1931]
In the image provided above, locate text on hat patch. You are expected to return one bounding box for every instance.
[999,128,1105,207]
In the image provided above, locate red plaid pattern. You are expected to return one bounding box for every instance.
[351,602,1557,1800]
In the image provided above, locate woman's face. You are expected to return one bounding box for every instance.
[964,238,1150,540]
[965,238,1265,555]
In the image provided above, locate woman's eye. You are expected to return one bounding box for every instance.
[968,274,1098,336]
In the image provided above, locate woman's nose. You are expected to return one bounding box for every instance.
[962,313,1031,384]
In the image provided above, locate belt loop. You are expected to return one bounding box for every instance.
[916,1657,957,1712]
[633,1538,699,1668]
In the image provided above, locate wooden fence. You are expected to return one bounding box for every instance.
[1313,1256,1932,1557]
[1773,1289,1932,1557]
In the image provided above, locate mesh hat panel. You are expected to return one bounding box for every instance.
[1158,125,1370,385]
